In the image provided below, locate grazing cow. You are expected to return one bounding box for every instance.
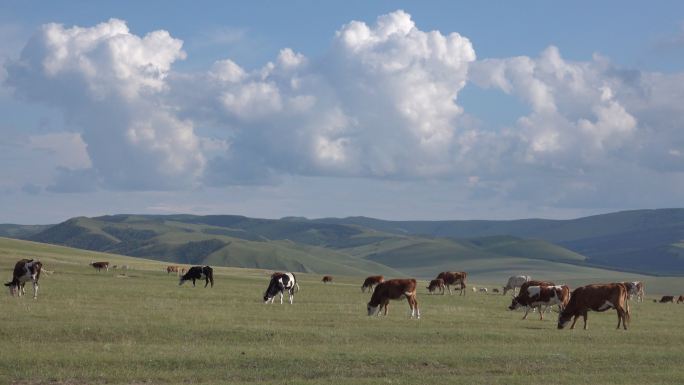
[264,272,299,304]
[90,261,109,272]
[503,275,531,295]
[557,284,630,330]
[492,288,500,293]
[479,287,488,293]
[4,259,42,299]
[179,266,214,288]
[322,275,333,284]
[621,281,645,302]
[659,295,675,303]
[361,275,384,293]
[677,295,684,304]
[436,271,467,295]
[367,279,420,319]
[426,278,445,295]
[509,285,570,320]
[167,265,182,275]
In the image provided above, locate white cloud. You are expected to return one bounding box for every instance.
[29,132,92,169]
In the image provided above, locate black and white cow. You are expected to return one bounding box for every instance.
[264,272,299,304]
[5,259,43,299]
[178,266,214,288]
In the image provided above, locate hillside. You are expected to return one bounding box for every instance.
[312,209,684,275]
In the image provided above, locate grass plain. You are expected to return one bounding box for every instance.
[1,237,684,385]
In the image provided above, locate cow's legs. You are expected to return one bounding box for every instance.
[382,301,389,316]
[446,285,452,295]
[289,289,294,304]
[539,306,545,320]
[582,312,589,330]
[570,315,579,329]
[192,279,196,287]
[522,306,531,320]
[32,280,38,299]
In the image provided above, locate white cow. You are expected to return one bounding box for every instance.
[503,275,531,296]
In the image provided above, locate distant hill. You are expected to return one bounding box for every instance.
[311,209,684,275]
[6,208,684,276]
[0,224,52,239]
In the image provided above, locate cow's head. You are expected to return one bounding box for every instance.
[367,302,380,316]
[508,297,522,311]
[557,311,573,329]
[178,277,186,286]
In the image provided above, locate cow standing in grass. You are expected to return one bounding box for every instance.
[90,261,109,272]
[503,275,531,296]
[436,271,467,295]
[179,266,214,288]
[322,275,333,284]
[509,285,570,320]
[677,295,684,304]
[361,275,384,293]
[367,279,420,319]
[264,272,299,304]
[5,259,42,299]
[558,283,630,330]
[426,278,445,294]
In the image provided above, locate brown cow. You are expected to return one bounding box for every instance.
[322,275,333,284]
[90,261,109,272]
[426,278,445,295]
[367,279,420,319]
[4,259,42,299]
[677,295,684,304]
[167,265,182,275]
[509,285,570,320]
[558,283,630,330]
[361,275,384,293]
[519,280,555,293]
[436,271,467,295]
[659,295,675,303]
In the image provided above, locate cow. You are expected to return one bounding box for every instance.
[426,278,445,294]
[361,275,384,293]
[508,285,570,320]
[479,287,488,293]
[503,275,531,295]
[264,272,299,304]
[492,288,500,293]
[322,275,333,284]
[659,295,675,303]
[4,259,42,299]
[621,281,645,302]
[367,279,420,319]
[90,261,109,272]
[557,283,630,330]
[677,295,684,304]
[179,266,214,288]
[436,271,467,295]
[167,265,182,275]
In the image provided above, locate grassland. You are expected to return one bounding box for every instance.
[1,237,684,385]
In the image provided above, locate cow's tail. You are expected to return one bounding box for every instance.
[292,273,300,293]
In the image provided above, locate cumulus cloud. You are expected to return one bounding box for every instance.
[5,19,204,190]
[4,11,684,212]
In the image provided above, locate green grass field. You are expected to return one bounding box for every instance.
[1,237,684,385]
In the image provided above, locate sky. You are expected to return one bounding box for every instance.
[1,1,684,224]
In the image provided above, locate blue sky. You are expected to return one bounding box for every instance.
[1,1,684,224]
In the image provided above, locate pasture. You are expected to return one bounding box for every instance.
[1,237,684,385]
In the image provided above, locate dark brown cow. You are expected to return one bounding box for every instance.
[508,285,570,320]
[322,275,333,284]
[659,295,675,303]
[361,275,384,293]
[367,279,419,319]
[558,284,630,330]
[677,295,684,304]
[4,259,42,299]
[436,271,467,295]
[426,278,445,295]
[90,261,109,272]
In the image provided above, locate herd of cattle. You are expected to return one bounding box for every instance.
[5,258,684,330]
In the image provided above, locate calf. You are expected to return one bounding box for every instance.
[479,287,488,293]
[509,285,570,320]
[558,283,630,330]
[264,272,299,304]
[322,275,333,284]
[426,278,445,295]
[179,266,214,288]
[90,261,109,272]
[503,275,531,295]
[677,295,684,304]
[621,281,645,302]
[436,271,467,295]
[4,259,42,299]
[659,295,675,303]
[367,279,419,319]
[361,275,384,293]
